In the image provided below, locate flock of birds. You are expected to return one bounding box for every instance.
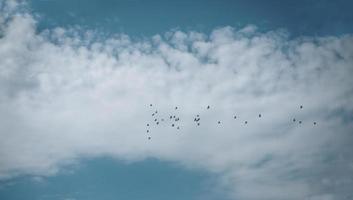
[145,104,317,140]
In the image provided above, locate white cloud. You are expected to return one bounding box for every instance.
[1,2,353,200]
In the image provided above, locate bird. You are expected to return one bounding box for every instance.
[234,115,237,119]
[173,115,176,118]
[259,114,261,118]
[152,113,155,116]
[293,118,296,122]
[218,121,221,124]
[314,122,317,125]
[197,123,200,126]
[197,115,199,117]
[207,105,210,109]
[150,104,152,107]
[299,121,302,124]
[175,106,178,110]
[147,130,149,133]
[148,136,151,140]
[300,105,303,109]
[156,122,159,125]
[170,116,172,119]
[155,111,158,114]
[177,126,180,129]
[154,119,157,121]
[245,121,248,124]
[172,124,175,127]
[147,124,149,126]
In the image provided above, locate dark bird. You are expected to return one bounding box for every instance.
[173,115,176,118]
[150,104,152,107]
[152,113,155,116]
[175,106,178,110]
[245,121,248,124]
[147,124,149,126]
[218,121,221,124]
[148,136,151,140]
[314,122,317,125]
[155,111,158,114]
[156,122,159,125]
[177,126,180,129]
[293,118,296,122]
[154,119,157,121]
[172,124,175,127]
[197,123,200,126]
[147,130,149,133]
[194,118,197,121]
[234,115,237,119]
[299,121,302,124]
[170,116,172,119]
[197,115,199,117]
[300,105,303,109]
[207,105,210,109]
[259,114,261,118]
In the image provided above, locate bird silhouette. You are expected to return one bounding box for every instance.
[207,105,210,109]
[245,121,248,124]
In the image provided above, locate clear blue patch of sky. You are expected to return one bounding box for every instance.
[0,157,230,200]
[28,0,353,38]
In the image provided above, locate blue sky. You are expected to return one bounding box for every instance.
[29,0,353,37]
[1,1,353,200]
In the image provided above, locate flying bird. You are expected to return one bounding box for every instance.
[207,105,210,109]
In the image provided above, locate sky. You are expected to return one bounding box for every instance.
[0,0,353,200]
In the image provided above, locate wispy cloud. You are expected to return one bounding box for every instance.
[1,2,353,199]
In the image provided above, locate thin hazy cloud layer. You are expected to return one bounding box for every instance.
[1,2,353,200]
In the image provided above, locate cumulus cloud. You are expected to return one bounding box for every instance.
[1,2,353,200]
